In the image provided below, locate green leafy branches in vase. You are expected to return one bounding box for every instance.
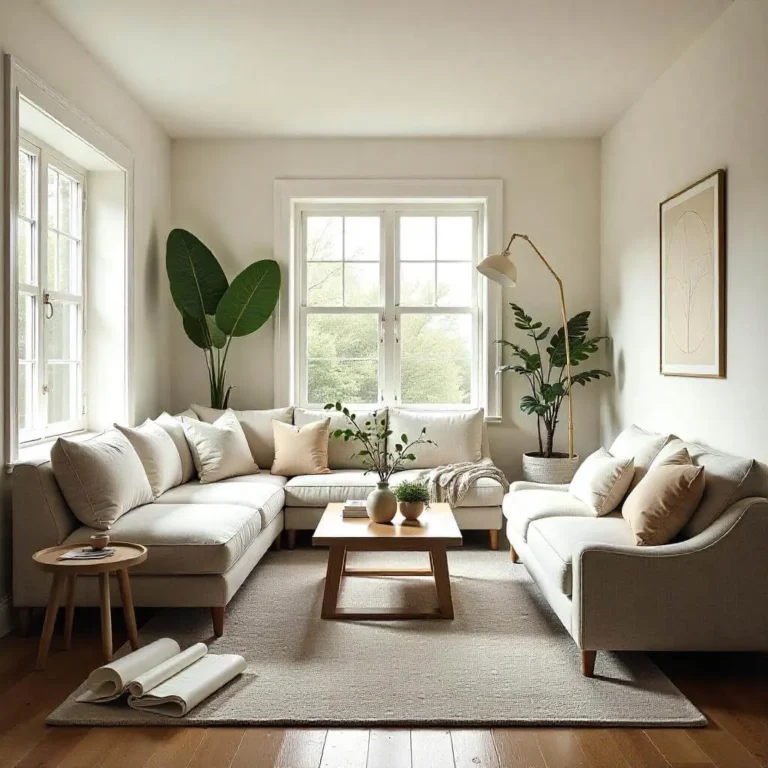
[166,229,281,409]
[324,402,435,523]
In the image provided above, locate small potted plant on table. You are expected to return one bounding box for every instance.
[394,481,430,521]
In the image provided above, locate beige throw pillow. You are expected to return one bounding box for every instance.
[51,430,153,530]
[271,419,332,476]
[622,464,705,545]
[156,411,197,483]
[569,447,634,516]
[651,445,692,468]
[115,419,183,498]
[181,410,259,484]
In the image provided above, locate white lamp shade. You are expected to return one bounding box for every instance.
[476,251,518,287]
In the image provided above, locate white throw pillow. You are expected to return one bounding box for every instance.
[115,419,184,498]
[51,430,153,530]
[191,404,293,469]
[569,448,634,516]
[181,409,259,484]
[387,409,484,469]
[608,425,672,490]
[156,411,197,483]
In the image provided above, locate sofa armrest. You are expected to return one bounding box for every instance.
[508,481,570,494]
[571,497,768,651]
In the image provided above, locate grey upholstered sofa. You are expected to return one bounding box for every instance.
[503,425,768,676]
[13,406,504,636]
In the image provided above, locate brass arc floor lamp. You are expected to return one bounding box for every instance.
[476,233,574,458]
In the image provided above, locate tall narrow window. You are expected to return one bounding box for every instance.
[297,205,480,409]
[17,137,86,443]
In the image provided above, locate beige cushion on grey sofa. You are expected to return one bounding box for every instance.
[503,488,592,541]
[608,424,671,490]
[64,503,263,575]
[156,412,197,483]
[285,470,378,507]
[191,404,293,468]
[116,419,184,498]
[526,514,635,596]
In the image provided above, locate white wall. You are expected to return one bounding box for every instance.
[601,0,768,461]
[170,138,602,479]
[0,1,171,611]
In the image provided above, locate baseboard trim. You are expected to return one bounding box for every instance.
[0,594,12,638]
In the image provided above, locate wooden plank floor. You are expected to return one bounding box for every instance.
[2,610,768,768]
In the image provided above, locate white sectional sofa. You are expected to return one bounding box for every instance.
[13,407,504,636]
[503,425,768,676]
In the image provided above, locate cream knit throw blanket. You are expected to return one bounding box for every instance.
[417,459,509,507]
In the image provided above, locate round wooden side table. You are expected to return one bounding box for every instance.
[32,541,147,670]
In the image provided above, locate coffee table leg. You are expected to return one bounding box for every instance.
[99,572,112,662]
[321,545,346,619]
[63,574,77,650]
[117,568,139,650]
[36,573,65,670]
[430,545,454,619]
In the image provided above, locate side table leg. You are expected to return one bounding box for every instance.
[36,573,65,670]
[430,545,454,620]
[99,572,112,662]
[117,569,139,650]
[63,575,77,650]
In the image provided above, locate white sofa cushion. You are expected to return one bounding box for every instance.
[51,430,153,530]
[390,469,504,507]
[63,502,263,575]
[116,419,184,498]
[295,407,384,470]
[387,409,484,469]
[609,425,671,490]
[568,448,634,516]
[527,514,635,596]
[285,470,378,507]
[503,489,592,541]
[156,412,197,483]
[191,404,293,468]
[157,477,285,527]
[182,410,259,483]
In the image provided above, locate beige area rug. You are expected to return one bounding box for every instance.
[48,549,705,727]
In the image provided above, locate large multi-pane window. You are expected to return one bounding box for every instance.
[298,206,479,408]
[17,137,86,443]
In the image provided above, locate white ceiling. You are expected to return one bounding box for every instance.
[41,0,731,138]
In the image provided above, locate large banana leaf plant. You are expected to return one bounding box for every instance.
[498,303,610,457]
[166,228,281,408]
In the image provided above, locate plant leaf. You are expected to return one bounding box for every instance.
[215,259,281,337]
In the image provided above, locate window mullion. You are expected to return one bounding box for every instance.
[383,210,397,406]
[36,150,49,436]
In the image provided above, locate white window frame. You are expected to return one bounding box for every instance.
[18,134,87,444]
[274,179,504,420]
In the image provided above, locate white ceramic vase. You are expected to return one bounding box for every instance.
[366,482,397,523]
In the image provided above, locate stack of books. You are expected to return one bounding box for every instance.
[57,547,116,561]
[342,500,368,519]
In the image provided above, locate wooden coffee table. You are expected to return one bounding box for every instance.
[312,502,462,620]
[32,541,147,669]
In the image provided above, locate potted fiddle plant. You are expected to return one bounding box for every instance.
[497,303,610,483]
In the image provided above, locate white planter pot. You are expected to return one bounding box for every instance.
[522,452,581,484]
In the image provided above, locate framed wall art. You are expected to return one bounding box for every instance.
[659,169,726,377]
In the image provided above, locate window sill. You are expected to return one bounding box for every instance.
[6,430,99,473]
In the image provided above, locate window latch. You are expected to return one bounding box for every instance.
[43,293,54,320]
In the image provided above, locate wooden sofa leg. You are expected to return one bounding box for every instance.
[509,544,519,563]
[286,530,296,550]
[581,650,596,677]
[211,607,225,638]
[488,530,499,550]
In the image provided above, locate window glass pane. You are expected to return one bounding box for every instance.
[45,301,80,360]
[18,294,35,360]
[306,216,342,261]
[307,263,342,306]
[18,362,34,433]
[48,235,80,294]
[17,219,34,285]
[344,263,379,306]
[18,151,32,219]
[306,313,378,404]
[437,216,473,261]
[344,217,380,261]
[47,168,58,229]
[46,362,77,424]
[400,217,435,261]
[400,262,435,306]
[58,175,74,235]
[400,314,472,405]
[437,263,473,307]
